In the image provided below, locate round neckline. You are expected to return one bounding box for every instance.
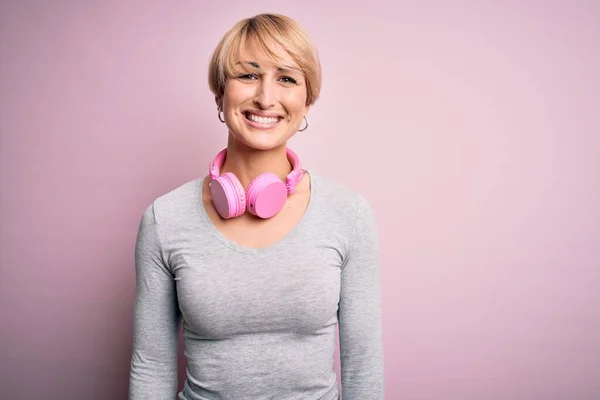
[195,170,316,255]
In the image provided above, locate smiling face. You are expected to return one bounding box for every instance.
[217,40,310,151]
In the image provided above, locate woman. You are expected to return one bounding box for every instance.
[129,13,384,400]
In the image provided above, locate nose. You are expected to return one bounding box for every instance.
[253,79,276,109]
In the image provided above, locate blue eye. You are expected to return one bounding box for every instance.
[239,74,257,80]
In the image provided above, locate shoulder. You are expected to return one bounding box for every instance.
[308,170,376,228]
[139,177,203,227]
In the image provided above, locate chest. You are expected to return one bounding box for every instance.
[171,240,343,338]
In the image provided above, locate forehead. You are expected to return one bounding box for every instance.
[237,39,300,71]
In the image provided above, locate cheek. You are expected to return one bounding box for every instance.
[282,93,308,117]
[223,82,250,110]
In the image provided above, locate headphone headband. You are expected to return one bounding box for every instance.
[209,148,305,194]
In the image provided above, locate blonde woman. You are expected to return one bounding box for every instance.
[129,13,384,400]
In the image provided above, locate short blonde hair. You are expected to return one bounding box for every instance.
[208,14,322,106]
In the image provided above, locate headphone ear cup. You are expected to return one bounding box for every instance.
[210,172,246,219]
[246,173,288,219]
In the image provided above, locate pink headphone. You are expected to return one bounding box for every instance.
[208,148,305,219]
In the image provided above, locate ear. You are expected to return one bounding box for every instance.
[215,95,223,110]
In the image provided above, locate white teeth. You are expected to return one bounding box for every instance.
[248,113,279,124]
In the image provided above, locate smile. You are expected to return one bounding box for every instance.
[244,112,282,127]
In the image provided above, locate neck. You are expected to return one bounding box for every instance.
[219,136,293,188]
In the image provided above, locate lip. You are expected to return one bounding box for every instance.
[243,110,283,130]
[243,109,284,118]
[244,113,281,130]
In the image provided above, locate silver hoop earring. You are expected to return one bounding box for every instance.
[299,116,308,132]
[218,109,225,123]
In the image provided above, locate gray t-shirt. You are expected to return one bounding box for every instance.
[128,171,384,399]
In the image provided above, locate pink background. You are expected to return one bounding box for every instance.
[1,1,599,399]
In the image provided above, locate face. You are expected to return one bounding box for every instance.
[218,41,310,151]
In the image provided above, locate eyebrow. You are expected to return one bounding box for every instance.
[237,61,300,72]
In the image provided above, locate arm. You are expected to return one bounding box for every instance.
[338,195,384,399]
[129,204,181,399]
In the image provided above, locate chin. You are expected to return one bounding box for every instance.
[231,127,295,151]
[238,136,289,152]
